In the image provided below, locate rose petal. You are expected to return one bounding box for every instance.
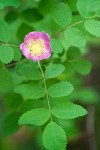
[20,31,51,61]
[20,43,31,59]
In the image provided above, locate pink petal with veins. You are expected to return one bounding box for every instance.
[20,31,51,61]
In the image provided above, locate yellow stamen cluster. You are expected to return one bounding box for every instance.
[27,39,45,57]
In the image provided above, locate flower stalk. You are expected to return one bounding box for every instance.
[38,61,52,121]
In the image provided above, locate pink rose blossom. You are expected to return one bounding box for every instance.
[20,31,51,61]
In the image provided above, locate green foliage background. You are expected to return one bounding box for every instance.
[0,0,100,150]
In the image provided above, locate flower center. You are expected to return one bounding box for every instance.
[27,39,45,57]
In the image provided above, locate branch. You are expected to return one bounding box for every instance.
[53,14,97,37]
[0,42,19,48]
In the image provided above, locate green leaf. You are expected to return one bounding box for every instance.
[64,27,86,48]
[51,38,63,54]
[43,121,66,150]
[48,81,74,97]
[17,23,33,42]
[15,83,45,99]
[36,130,47,150]
[19,99,44,113]
[0,20,11,43]
[45,63,65,78]
[19,108,51,126]
[4,93,23,109]
[3,111,20,135]
[34,20,52,36]
[15,61,42,80]
[64,62,75,76]
[70,88,98,104]
[0,68,14,93]
[78,88,98,104]
[0,0,20,9]
[13,47,22,61]
[22,8,43,23]
[73,59,92,75]
[38,0,56,15]
[58,119,79,137]
[52,102,87,119]
[67,0,77,12]
[67,47,80,61]
[5,10,18,24]
[52,3,72,28]
[0,45,14,64]
[11,70,26,85]
[84,19,100,37]
[77,0,100,18]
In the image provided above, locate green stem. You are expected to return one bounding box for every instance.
[38,61,52,121]
[6,58,26,68]
[0,42,19,48]
[53,14,97,37]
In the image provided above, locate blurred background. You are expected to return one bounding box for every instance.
[0,0,100,150]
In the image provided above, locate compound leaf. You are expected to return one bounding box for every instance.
[52,3,72,28]
[15,61,42,80]
[51,38,63,54]
[0,20,11,42]
[43,121,66,150]
[19,108,51,126]
[0,67,14,93]
[77,0,100,18]
[48,81,74,97]
[3,111,20,135]
[0,45,14,64]
[45,63,65,78]
[0,0,20,9]
[84,19,100,37]
[15,83,45,99]
[64,27,86,48]
[52,102,87,119]
[73,59,92,75]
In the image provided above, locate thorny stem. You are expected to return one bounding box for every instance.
[0,42,19,48]
[38,61,52,121]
